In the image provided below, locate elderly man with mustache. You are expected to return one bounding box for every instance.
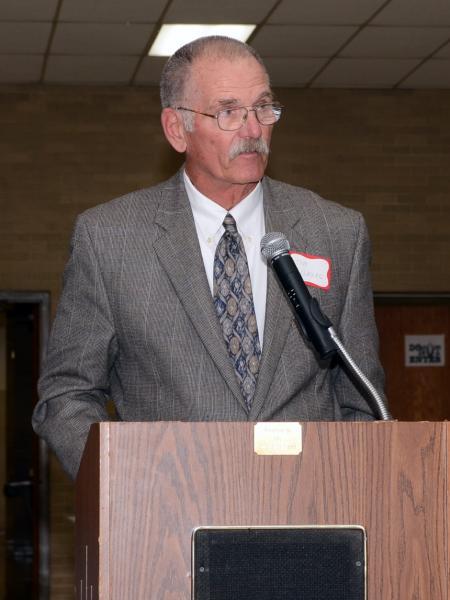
[33,36,385,479]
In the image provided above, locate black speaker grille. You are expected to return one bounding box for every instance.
[193,527,365,600]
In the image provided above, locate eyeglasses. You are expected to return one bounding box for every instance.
[176,102,283,131]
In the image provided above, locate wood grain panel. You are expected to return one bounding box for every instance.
[375,302,450,421]
[75,424,101,600]
[76,422,449,599]
[447,421,450,600]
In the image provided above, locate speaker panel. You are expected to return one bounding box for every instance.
[192,526,366,600]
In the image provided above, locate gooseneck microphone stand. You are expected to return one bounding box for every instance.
[261,232,392,421]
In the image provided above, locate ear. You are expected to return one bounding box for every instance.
[161,107,188,153]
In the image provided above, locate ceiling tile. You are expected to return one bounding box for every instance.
[312,57,421,87]
[435,41,450,57]
[59,0,167,23]
[165,0,277,23]
[51,23,154,55]
[0,0,57,21]
[268,0,386,25]
[0,55,43,82]
[399,58,450,87]
[252,25,357,57]
[341,26,450,58]
[264,57,329,86]
[373,0,450,26]
[44,55,139,84]
[0,0,449,89]
[0,22,52,53]
[134,56,167,85]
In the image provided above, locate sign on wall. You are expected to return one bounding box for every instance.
[405,334,445,367]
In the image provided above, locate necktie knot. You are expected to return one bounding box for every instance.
[223,213,238,235]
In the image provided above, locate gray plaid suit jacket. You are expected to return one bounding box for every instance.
[33,171,384,479]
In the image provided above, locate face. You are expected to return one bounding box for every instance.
[181,54,274,204]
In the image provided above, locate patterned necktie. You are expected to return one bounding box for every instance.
[213,213,261,410]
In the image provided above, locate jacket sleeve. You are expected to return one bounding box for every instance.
[332,212,387,420]
[32,214,117,479]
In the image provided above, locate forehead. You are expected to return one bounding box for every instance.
[188,55,271,107]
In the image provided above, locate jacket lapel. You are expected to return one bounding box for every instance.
[250,178,308,419]
[152,171,246,409]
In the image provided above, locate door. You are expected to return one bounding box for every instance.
[374,296,450,421]
[0,293,50,600]
[4,303,39,598]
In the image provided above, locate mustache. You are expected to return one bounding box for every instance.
[229,138,270,160]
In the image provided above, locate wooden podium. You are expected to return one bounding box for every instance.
[75,421,449,599]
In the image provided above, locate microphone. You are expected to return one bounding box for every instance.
[261,231,391,421]
[260,232,337,360]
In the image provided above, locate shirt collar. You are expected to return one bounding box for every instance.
[183,170,264,240]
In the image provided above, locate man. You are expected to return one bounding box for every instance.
[32,36,384,480]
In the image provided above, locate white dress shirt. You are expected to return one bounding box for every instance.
[183,170,267,346]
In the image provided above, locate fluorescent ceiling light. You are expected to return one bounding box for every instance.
[149,24,256,57]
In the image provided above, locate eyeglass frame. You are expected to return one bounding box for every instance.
[175,102,284,131]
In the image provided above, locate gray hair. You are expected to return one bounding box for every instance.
[160,36,268,131]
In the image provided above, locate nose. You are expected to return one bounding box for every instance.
[240,108,262,138]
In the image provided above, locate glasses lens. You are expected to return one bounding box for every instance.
[217,107,246,131]
[256,104,282,125]
[216,104,283,130]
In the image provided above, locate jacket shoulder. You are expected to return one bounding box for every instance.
[264,176,363,224]
[77,172,182,228]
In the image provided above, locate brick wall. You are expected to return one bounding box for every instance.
[0,85,449,598]
[270,88,450,291]
[1,86,449,300]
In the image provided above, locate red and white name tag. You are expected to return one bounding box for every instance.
[289,251,331,290]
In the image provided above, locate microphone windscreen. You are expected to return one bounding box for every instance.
[260,232,290,259]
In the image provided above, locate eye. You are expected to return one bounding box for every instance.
[220,107,238,117]
[256,103,274,111]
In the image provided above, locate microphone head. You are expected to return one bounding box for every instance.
[260,232,291,259]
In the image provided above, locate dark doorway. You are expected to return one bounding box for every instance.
[374,293,450,421]
[0,292,49,600]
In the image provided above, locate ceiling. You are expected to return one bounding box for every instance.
[1,0,450,88]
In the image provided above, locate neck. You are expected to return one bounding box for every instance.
[185,168,259,210]
[218,183,258,210]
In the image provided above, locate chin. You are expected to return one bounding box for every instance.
[232,156,267,182]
